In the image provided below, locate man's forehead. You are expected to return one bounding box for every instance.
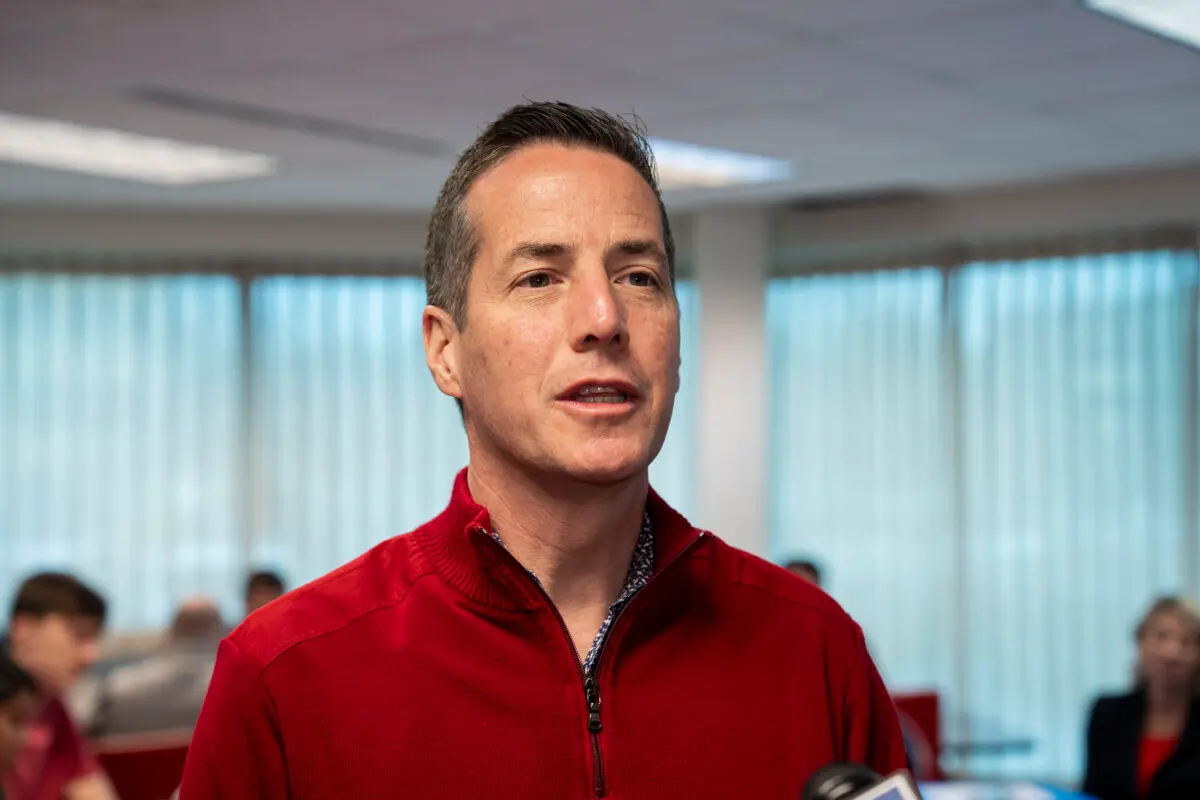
[466,144,660,230]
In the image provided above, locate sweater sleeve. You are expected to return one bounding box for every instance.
[178,638,290,799]
[841,627,910,777]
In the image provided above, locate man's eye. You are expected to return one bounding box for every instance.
[521,273,552,289]
[625,271,659,288]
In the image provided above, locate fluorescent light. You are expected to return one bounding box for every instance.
[648,138,792,190]
[0,111,277,185]
[1084,0,1200,51]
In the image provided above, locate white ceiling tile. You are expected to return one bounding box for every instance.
[370,87,720,149]
[813,81,1020,136]
[662,110,943,164]
[491,6,804,76]
[934,113,1113,156]
[650,41,934,122]
[971,134,1200,182]
[0,0,157,42]
[1,0,603,104]
[969,49,1200,110]
[688,0,1054,35]
[203,38,624,121]
[1083,88,1200,135]
[844,4,1155,78]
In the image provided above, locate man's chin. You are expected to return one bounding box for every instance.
[554,455,649,487]
[550,436,665,486]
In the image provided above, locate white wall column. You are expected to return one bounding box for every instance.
[693,206,770,557]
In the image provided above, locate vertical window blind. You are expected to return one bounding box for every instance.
[0,271,243,630]
[768,247,1200,783]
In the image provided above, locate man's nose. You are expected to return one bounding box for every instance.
[567,270,627,351]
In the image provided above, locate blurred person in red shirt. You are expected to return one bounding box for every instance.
[2,573,117,800]
[180,101,907,799]
[1084,596,1200,800]
[1,651,39,796]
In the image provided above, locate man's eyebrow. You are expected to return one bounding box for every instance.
[506,241,575,263]
[503,240,667,267]
[610,239,667,266]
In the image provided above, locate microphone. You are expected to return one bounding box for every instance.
[802,764,881,800]
[802,764,922,800]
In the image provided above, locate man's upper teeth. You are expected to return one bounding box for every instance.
[578,386,621,395]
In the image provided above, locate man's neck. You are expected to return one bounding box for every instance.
[466,456,648,654]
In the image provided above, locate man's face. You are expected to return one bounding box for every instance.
[246,588,281,616]
[0,690,37,773]
[9,613,100,695]
[789,566,821,587]
[425,144,680,485]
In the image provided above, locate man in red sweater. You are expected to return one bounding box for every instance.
[180,101,908,798]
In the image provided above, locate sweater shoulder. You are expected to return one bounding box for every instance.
[708,537,864,643]
[228,531,434,673]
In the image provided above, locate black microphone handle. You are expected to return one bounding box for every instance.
[801,763,883,800]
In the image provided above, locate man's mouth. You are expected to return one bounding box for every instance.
[559,382,640,404]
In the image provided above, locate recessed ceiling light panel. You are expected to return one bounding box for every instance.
[648,138,793,190]
[1085,0,1200,52]
[0,111,278,185]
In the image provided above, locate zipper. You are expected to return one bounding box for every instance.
[584,675,605,796]
[473,524,712,798]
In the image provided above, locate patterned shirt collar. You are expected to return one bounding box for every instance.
[490,510,655,674]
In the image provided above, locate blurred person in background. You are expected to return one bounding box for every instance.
[1083,596,1200,800]
[2,573,117,800]
[180,101,906,798]
[244,571,285,617]
[90,597,224,737]
[785,557,824,588]
[1,652,39,799]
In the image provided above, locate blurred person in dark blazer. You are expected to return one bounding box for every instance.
[91,598,224,737]
[1084,596,1200,800]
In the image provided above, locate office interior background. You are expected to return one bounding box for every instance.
[2,0,1200,787]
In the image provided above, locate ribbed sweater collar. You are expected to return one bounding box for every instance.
[413,468,705,611]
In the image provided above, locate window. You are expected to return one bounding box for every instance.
[649,279,699,518]
[767,268,957,699]
[956,251,1196,778]
[249,276,469,586]
[0,272,243,629]
[768,249,1200,782]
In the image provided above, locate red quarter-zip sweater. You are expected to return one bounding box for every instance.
[180,471,907,798]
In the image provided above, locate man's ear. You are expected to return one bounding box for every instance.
[423,305,464,401]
